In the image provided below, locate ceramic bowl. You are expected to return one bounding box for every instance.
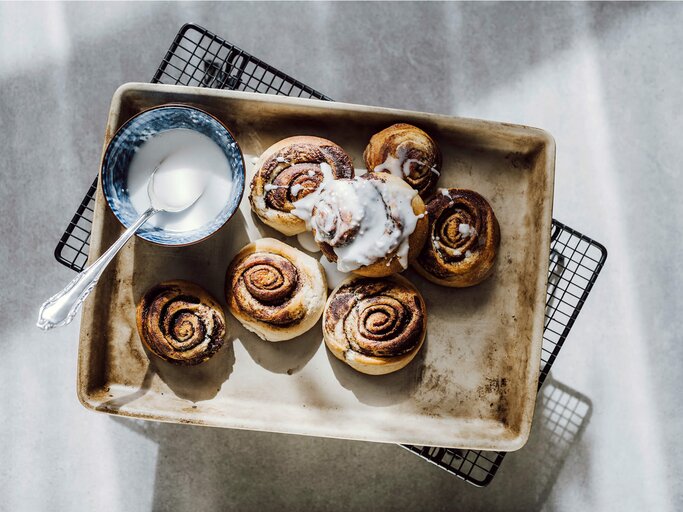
[100,104,245,246]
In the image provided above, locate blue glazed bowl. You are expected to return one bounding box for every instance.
[101,104,245,246]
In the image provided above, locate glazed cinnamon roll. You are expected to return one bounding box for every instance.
[226,238,327,341]
[323,275,427,375]
[413,188,500,287]
[136,280,227,366]
[304,173,428,277]
[249,136,354,235]
[364,123,442,198]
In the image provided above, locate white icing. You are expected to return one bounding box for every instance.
[319,256,350,289]
[276,156,288,163]
[127,128,232,232]
[344,349,357,362]
[292,174,419,272]
[373,146,408,178]
[440,188,451,197]
[322,180,415,271]
[465,250,473,257]
[262,163,326,204]
[290,162,333,224]
[297,231,321,253]
[264,183,286,192]
[403,158,435,177]
[460,224,478,239]
[307,170,316,177]
[373,146,437,180]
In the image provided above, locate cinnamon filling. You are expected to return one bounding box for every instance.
[417,189,498,279]
[139,283,225,365]
[231,252,306,326]
[257,142,353,213]
[327,278,424,358]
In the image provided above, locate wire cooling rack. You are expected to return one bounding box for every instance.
[53,23,607,487]
[403,221,605,486]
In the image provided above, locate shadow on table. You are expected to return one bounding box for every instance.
[110,373,592,512]
[406,374,592,511]
[496,374,593,510]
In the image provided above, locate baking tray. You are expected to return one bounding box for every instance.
[78,82,555,450]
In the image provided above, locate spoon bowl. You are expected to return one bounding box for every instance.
[147,160,205,213]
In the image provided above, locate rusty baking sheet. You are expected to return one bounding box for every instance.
[77,83,555,450]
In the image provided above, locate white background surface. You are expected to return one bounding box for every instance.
[1,2,682,510]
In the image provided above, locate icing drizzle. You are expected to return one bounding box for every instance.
[291,172,419,272]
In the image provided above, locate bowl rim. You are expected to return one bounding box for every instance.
[100,102,246,248]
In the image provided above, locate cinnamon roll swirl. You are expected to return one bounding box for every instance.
[303,173,428,277]
[136,280,227,366]
[323,275,427,375]
[226,238,327,341]
[249,136,354,235]
[364,123,442,198]
[413,188,500,287]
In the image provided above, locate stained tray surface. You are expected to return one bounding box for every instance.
[78,83,555,450]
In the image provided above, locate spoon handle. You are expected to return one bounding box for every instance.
[37,207,158,330]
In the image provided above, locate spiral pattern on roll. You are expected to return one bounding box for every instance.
[324,277,425,358]
[249,137,354,235]
[414,188,500,287]
[136,281,226,365]
[226,238,328,342]
[364,123,442,198]
[230,252,305,326]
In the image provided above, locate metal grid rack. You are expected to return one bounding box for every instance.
[403,221,606,486]
[53,23,607,487]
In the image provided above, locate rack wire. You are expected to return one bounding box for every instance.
[403,220,606,486]
[53,23,607,487]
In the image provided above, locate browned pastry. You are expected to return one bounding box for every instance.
[323,274,427,375]
[136,280,227,365]
[363,123,442,198]
[249,136,354,235]
[413,189,500,287]
[226,238,327,342]
[312,173,429,277]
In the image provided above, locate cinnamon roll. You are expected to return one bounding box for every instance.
[136,280,227,366]
[413,188,500,287]
[296,173,428,277]
[323,275,427,375]
[226,238,327,341]
[249,136,354,235]
[364,123,442,198]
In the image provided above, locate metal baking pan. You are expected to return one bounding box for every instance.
[78,82,555,450]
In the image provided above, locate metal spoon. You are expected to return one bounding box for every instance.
[37,163,204,330]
